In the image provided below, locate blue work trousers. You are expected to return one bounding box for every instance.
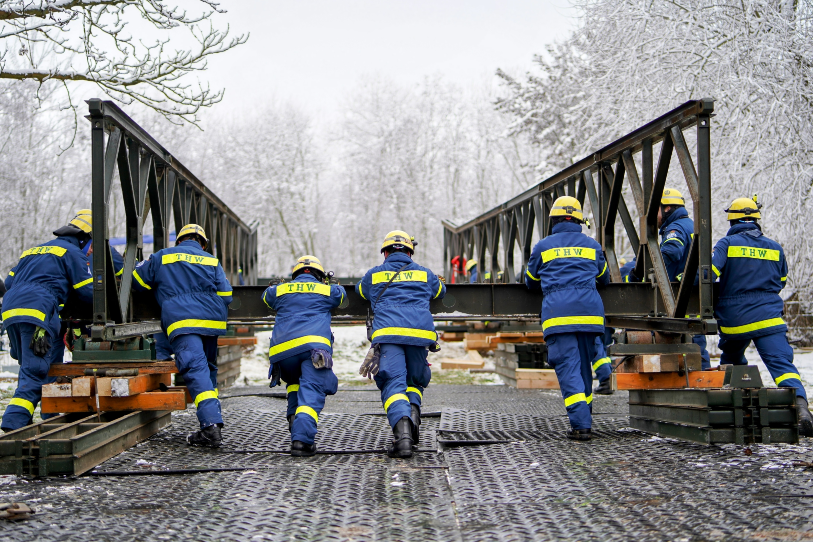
[171,334,222,428]
[719,332,806,400]
[694,334,712,370]
[154,332,174,360]
[546,332,600,430]
[591,329,613,383]
[277,350,338,444]
[1,323,60,431]
[374,344,431,428]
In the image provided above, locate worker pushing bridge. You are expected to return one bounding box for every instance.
[1,98,810,479]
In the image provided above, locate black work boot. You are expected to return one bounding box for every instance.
[287,414,295,433]
[187,424,222,447]
[594,379,614,395]
[291,440,317,457]
[798,397,813,438]
[387,417,414,458]
[410,404,421,444]
[567,428,592,441]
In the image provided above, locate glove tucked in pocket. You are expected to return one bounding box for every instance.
[312,348,333,370]
[359,344,381,379]
[30,326,51,358]
[268,362,281,388]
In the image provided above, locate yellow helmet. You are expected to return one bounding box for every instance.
[69,209,93,234]
[465,259,478,272]
[381,230,415,254]
[661,188,685,206]
[177,224,208,248]
[725,197,761,221]
[292,255,325,278]
[550,196,584,222]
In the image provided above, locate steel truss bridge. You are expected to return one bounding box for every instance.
[67,99,717,337]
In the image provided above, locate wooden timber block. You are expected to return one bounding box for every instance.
[467,350,484,362]
[41,390,187,413]
[440,332,465,341]
[525,332,546,338]
[613,370,726,390]
[71,376,95,397]
[42,382,72,397]
[97,373,172,397]
[439,359,485,370]
[515,369,559,389]
[217,336,258,346]
[166,386,193,404]
[48,361,177,377]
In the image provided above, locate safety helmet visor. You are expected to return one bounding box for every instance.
[381,230,415,253]
[550,196,584,222]
[725,198,761,221]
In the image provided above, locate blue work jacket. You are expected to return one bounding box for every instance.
[356,252,446,347]
[660,207,694,281]
[86,242,124,276]
[620,258,636,283]
[131,240,232,341]
[3,236,93,338]
[712,222,788,340]
[262,274,346,364]
[525,222,609,337]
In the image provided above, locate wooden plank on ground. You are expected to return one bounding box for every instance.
[48,361,177,377]
[613,370,726,390]
[439,359,485,370]
[42,383,72,397]
[41,391,186,413]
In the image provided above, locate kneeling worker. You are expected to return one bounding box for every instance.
[525,197,609,440]
[132,224,232,447]
[1,210,94,431]
[712,197,813,436]
[357,231,446,458]
[263,256,346,457]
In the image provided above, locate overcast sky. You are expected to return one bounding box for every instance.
[205,0,576,118]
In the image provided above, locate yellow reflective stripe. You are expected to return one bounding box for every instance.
[727,246,780,261]
[20,246,67,258]
[167,319,227,336]
[719,318,785,335]
[9,398,35,414]
[296,405,318,423]
[194,390,218,407]
[162,253,219,266]
[115,268,124,277]
[372,270,427,284]
[526,269,540,281]
[217,291,232,297]
[406,386,423,399]
[781,276,787,282]
[340,291,345,305]
[359,282,366,300]
[586,394,594,404]
[712,265,721,277]
[133,269,151,290]
[262,290,271,308]
[276,282,330,296]
[623,275,629,283]
[597,262,608,278]
[384,393,409,411]
[8,271,14,277]
[2,308,46,321]
[542,316,604,331]
[371,327,437,341]
[269,335,331,357]
[563,393,587,407]
[73,277,92,289]
[434,281,443,299]
[663,238,684,246]
[541,247,596,263]
[775,373,802,385]
[287,384,300,394]
[592,357,611,371]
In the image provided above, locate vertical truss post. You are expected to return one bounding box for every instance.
[89,100,108,332]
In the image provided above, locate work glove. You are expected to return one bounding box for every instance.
[268,362,281,388]
[30,326,51,358]
[429,342,441,353]
[359,344,381,379]
[438,275,446,284]
[311,348,333,370]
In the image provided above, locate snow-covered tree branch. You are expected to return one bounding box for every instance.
[0,0,247,124]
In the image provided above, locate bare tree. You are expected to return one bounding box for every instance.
[0,0,247,124]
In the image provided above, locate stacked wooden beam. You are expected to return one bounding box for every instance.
[494,343,559,389]
[488,331,546,345]
[463,332,498,351]
[439,351,485,370]
[40,373,187,413]
[216,344,243,388]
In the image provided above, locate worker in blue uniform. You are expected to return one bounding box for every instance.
[525,197,609,441]
[357,230,446,458]
[712,197,813,436]
[132,224,232,447]
[466,259,479,283]
[629,188,711,369]
[263,256,345,457]
[1,210,94,431]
